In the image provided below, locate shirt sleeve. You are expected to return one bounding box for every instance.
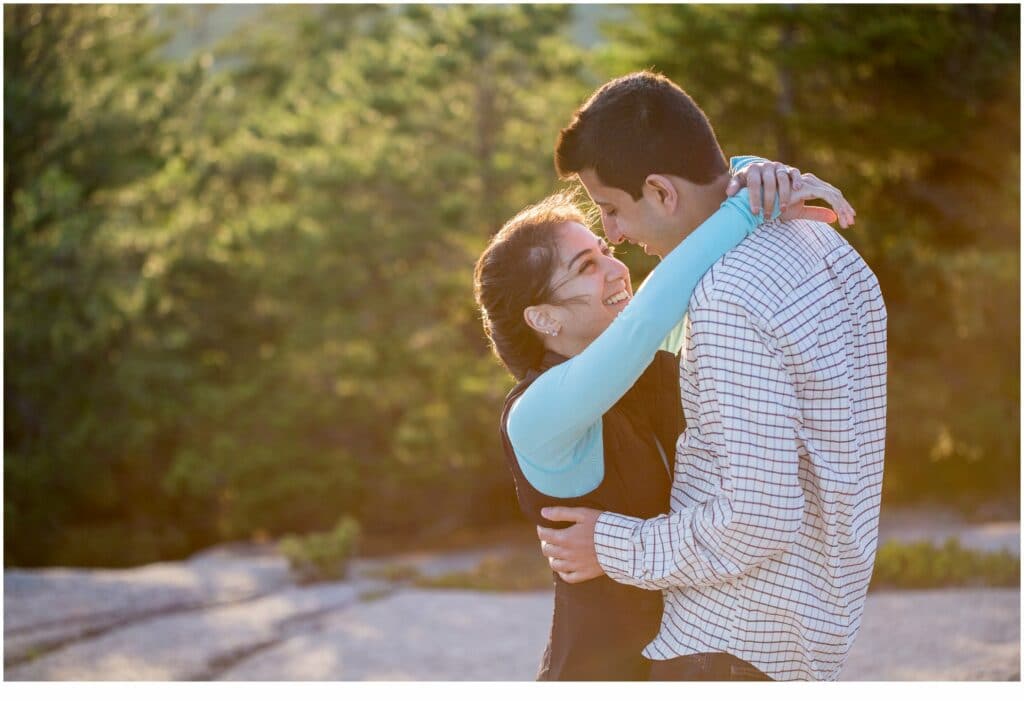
[593,298,806,589]
[506,190,767,498]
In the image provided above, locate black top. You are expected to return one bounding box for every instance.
[500,349,685,681]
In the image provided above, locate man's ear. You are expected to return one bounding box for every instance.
[524,304,562,337]
[644,174,679,214]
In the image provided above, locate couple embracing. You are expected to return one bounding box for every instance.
[473,72,886,682]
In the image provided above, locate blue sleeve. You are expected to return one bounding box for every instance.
[729,155,765,173]
[507,189,770,497]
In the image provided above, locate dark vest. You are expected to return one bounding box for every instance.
[500,349,685,681]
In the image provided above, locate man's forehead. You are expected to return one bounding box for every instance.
[578,168,625,204]
[577,168,605,191]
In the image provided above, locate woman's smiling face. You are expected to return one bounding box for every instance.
[540,221,633,351]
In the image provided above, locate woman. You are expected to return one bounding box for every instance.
[472,160,854,681]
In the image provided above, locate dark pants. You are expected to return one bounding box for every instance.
[649,653,773,681]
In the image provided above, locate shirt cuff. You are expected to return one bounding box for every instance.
[729,154,764,174]
[594,510,644,581]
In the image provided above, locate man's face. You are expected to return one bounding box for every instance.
[577,168,679,259]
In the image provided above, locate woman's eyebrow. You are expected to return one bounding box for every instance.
[563,248,592,271]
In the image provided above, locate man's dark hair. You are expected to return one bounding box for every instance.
[555,71,728,200]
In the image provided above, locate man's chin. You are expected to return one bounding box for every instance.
[641,242,664,259]
[625,238,663,258]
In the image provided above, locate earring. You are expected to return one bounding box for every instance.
[550,328,560,337]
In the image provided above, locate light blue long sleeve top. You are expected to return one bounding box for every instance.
[506,156,771,498]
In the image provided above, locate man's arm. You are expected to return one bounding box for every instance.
[541,297,805,589]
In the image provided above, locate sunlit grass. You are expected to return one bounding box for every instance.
[407,539,1020,593]
[362,563,422,583]
[870,538,1019,590]
[414,547,553,592]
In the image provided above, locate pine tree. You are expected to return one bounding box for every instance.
[600,4,1020,507]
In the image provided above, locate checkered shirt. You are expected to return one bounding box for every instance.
[594,218,887,681]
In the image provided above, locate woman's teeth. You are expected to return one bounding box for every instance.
[604,290,630,305]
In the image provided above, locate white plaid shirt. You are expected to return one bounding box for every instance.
[594,218,887,681]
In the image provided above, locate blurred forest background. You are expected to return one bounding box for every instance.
[5,4,1020,567]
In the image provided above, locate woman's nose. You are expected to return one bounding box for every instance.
[604,256,627,278]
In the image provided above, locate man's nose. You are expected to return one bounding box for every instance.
[603,216,624,244]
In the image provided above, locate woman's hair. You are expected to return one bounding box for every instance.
[473,191,590,380]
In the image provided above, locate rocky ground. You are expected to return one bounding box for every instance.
[4,508,1020,681]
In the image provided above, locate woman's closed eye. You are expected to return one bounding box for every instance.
[578,242,616,273]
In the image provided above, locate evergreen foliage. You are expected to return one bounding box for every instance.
[4,5,1019,566]
[599,3,1021,510]
[5,4,588,565]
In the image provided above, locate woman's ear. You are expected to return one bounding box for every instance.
[524,304,563,338]
[644,174,679,214]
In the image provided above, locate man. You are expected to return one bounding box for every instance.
[537,71,886,681]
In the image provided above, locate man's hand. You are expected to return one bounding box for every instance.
[536,506,603,584]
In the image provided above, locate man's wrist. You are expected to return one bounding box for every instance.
[593,510,644,580]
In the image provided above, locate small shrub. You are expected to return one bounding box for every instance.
[363,563,421,582]
[278,516,361,584]
[871,538,1020,590]
[359,589,392,603]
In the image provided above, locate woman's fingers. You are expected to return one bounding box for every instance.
[787,173,857,229]
[738,162,841,222]
[746,167,764,215]
[725,173,742,197]
[733,165,856,228]
[816,183,855,229]
[760,163,778,218]
[756,162,802,218]
[776,167,793,214]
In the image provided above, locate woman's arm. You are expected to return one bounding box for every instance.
[507,162,856,498]
[506,189,766,496]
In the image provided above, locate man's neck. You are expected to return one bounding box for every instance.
[660,172,731,257]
